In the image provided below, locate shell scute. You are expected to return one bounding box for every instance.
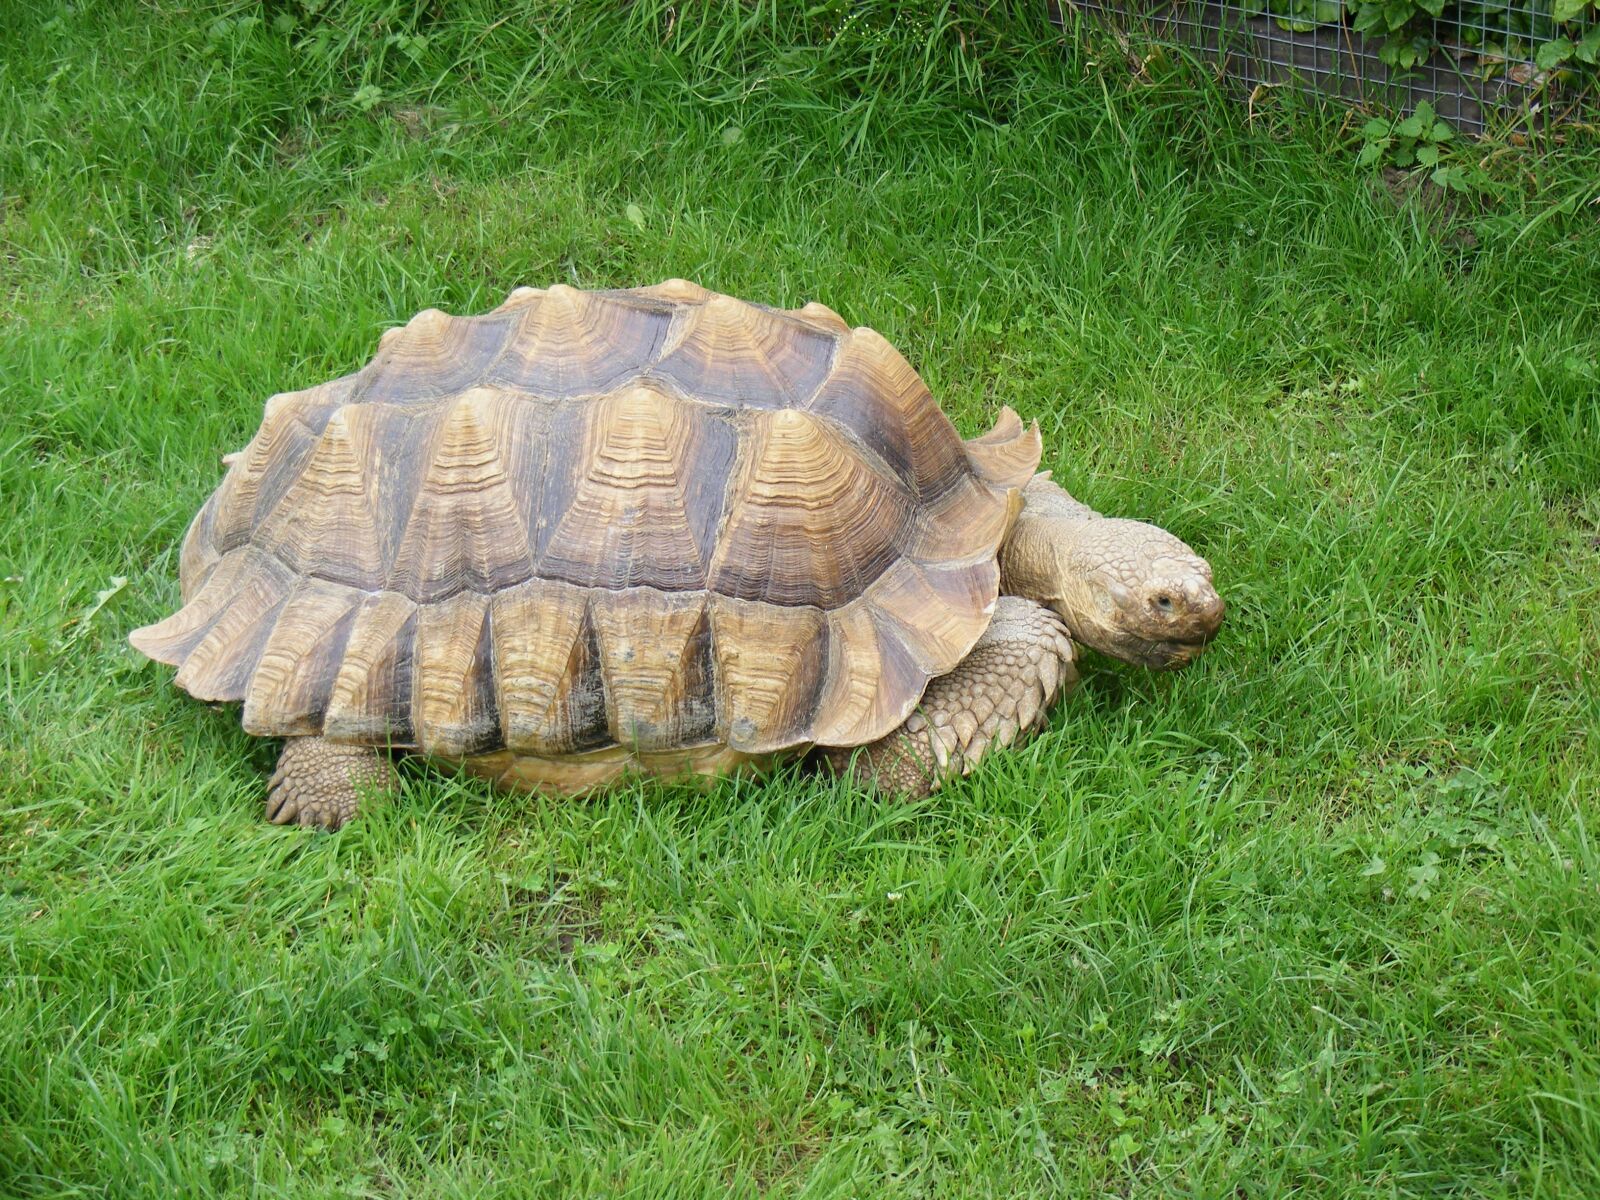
[708,596,828,753]
[208,396,321,554]
[487,286,673,397]
[243,579,364,736]
[807,601,924,747]
[964,406,1044,490]
[131,547,290,671]
[252,406,388,588]
[709,409,912,608]
[783,301,851,335]
[170,551,296,701]
[649,294,836,408]
[536,387,736,592]
[858,558,999,675]
[179,494,223,602]
[413,591,499,757]
[359,309,518,403]
[385,390,540,602]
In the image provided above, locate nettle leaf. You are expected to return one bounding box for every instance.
[1352,4,1385,32]
[1358,140,1387,165]
[1385,0,1415,27]
[1396,114,1425,138]
[1394,145,1416,167]
[1578,25,1600,62]
[1536,37,1575,69]
[1553,0,1590,21]
[1417,144,1441,166]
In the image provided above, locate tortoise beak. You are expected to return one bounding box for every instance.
[1143,589,1224,670]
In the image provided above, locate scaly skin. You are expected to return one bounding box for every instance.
[821,597,1077,797]
[266,737,396,830]
[999,474,1224,669]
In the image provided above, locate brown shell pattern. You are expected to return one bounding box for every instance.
[131,283,1041,757]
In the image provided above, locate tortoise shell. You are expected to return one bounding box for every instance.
[130,281,1041,773]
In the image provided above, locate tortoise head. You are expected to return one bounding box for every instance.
[1048,517,1223,669]
[1000,479,1224,670]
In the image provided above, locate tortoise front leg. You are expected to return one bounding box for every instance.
[265,737,396,830]
[820,597,1078,797]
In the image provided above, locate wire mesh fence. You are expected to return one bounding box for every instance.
[1048,0,1591,132]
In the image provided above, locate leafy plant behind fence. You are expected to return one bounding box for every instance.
[1260,0,1599,75]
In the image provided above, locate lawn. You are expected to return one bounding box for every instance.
[2,4,1598,1196]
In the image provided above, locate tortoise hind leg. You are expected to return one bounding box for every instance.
[820,597,1077,798]
[265,737,396,830]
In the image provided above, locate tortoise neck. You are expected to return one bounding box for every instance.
[998,474,1100,604]
[1015,473,1099,525]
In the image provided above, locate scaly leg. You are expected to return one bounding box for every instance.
[265,737,396,830]
[821,597,1078,797]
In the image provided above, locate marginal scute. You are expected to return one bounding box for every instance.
[964,406,1043,490]
[807,601,925,746]
[130,282,1039,765]
[178,495,222,603]
[490,578,608,756]
[412,591,498,757]
[323,592,419,744]
[171,552,296,701]
[590,588,714,750]
[861,558,999,675]
[130,547,291,668]
[709,595,827,753]
[243,579,363,735]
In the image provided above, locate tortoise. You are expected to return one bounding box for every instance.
[130,281,1224,829]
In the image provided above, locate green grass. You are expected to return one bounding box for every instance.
[3,3,1599,1196]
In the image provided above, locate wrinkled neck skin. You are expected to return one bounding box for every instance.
[999,474,1224,670]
